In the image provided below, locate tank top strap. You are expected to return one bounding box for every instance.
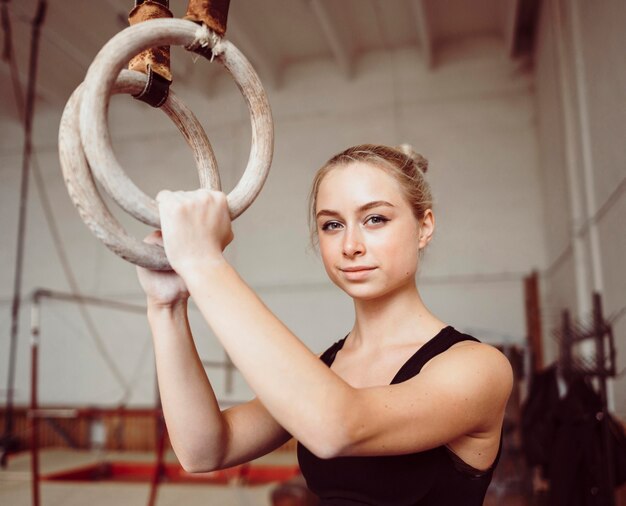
[391,326,480,384]
[319,335,349,367]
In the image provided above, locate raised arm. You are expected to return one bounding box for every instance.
[138,232,292,472]
[156,190,513,461]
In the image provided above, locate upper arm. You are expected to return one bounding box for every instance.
[335,343,513,458]
[217,351,327,469]
[218,397,292,469]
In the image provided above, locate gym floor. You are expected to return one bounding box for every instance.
[0,449,286,506]
[0,449,532,506]
[0,449,530,506]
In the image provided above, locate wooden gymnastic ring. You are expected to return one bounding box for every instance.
[59,70,219,270]
[79,18,274,228]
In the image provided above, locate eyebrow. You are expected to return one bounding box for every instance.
[316,200,395,219]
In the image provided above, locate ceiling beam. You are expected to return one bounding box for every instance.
[309,0,353,78]
[410,0,434,69]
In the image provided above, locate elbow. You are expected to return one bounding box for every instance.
[180,462,217,474]
[311,421,357,460]
[171,422,230,473]
[180,461,208,474]
[303,392,358,460]
[178,453,223,474]
[174,441,227,473]
[307,438,344,460]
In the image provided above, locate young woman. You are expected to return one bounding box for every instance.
[137,144,513,505]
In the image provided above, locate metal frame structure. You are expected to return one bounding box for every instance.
[558,292,617,506]
[27,288,245,506]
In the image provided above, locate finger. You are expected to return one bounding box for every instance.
[156,190,171,203]
[143,230,164,246]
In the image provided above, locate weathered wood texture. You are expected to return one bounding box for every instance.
[59,19,273,270]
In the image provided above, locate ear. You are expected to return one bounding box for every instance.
[418,209,435,249]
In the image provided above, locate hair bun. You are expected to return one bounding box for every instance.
[396,143,428,174]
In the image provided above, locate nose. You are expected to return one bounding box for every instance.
[342,225,365,258]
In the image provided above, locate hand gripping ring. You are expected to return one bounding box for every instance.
[59,19,273,270]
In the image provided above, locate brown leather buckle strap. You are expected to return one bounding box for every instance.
[128,0,172,107]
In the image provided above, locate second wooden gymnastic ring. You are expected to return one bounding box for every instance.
[59,70,218,270]
[79,18,274,228]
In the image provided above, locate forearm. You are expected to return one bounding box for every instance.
[185,260,354,457]
[148,299,229,471]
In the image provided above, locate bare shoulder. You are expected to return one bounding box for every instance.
[426,338,512,370]
[435,339,511,371]
[444,340,513,391]
[420,340,514,426]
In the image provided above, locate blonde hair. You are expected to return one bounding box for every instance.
[308,143,433,244]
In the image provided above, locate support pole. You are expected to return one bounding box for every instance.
[593,293,615,506]
[1,0,47,468]
[147,416,166,506]
[147,371,165,506]
[524,270,544,373]
[30,296,41,506]
[561,309,573,381]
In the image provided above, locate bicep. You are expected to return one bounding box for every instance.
[219,397,293,469]
[218,352,327,468]
[338,344,513,457]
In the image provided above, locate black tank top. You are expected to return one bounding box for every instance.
[297,326,503,505]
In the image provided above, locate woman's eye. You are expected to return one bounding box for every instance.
[365,215,389,226]
[321,221,342,231]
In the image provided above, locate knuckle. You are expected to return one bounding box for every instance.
[214,192,229,208]
[197,189,212,203]
[156,190,171,202]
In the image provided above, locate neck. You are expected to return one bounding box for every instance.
[348,280,446,351]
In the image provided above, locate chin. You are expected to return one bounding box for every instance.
[335,281,396,301]
[334,275,416,301]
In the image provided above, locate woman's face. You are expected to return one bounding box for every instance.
[315,162,433,301]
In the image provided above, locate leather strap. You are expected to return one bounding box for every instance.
[128,0,172,107]
[183,0,230,37]
[131,66,171,108]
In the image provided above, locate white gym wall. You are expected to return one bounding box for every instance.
[533,0,626,415]
[0,0,623,419]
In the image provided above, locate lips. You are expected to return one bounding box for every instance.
[338,266,377,280]
[340,266,377,272]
